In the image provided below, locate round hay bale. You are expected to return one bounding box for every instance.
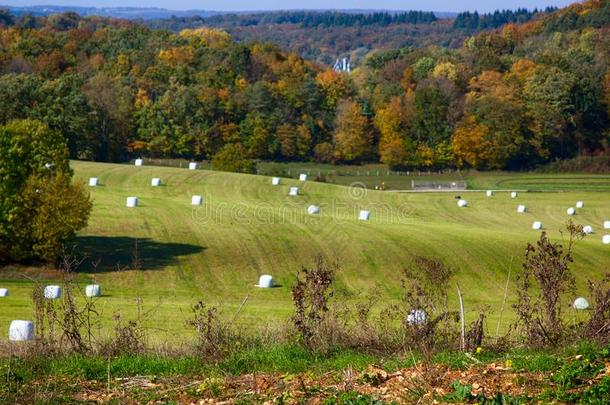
[151,178,161,187]
[9,320,34,341]
[307,205,320,215]
[85,284,101,297]
[191,195,203,206]
[126,196,138,207]
[358,210,370,221]
[0,288,8,297]
[511,191,518,198]
[299,174,307,181]
[576,201,584,208]
[88,177,98,187]
[573,297,589,310]
[134,158,143,166]
[486,190,494,197]
[457,199,468,207]
[257,275,274,288]
[43,285,61,299]
[604,221,610,229]
[271,177,280,185]
[517,205,527,213]
[289,187,299,196]
[532,221,542,230]
[603,235,610,245]
[583,225,593,234]
[567,207,575,216]
[188,162,198,170]
[406,309,426,325]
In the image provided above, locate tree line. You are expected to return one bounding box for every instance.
[0,0,607,172]
[452,7,557,30]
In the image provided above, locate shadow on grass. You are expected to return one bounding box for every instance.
[75,236,204,272]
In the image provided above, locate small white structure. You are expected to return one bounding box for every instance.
[191,195,203,206]
[307,205,320,215]
[9,320,34,341]
[457,199,468,208]
[256,274,274,288]
[359,210,370,221]
[85,284,101,297]
[517,205,527,213]
[151,178,161,187]
[532,221,543,230]
[511,191,518,198]
[0,288,8,297]
[189,162,198,170]
[604,221,610,229]
[576,201,584,208]
[299,173,307,181]
[289,187,299,196]
[573,297,589,310]
[43,285,61,299]
[486,190,494,197]
[567,207,575,216]
[271,177,281,185]
[583,225,594,235]
[126,196,138,207]
[603,235,610,245]
[88,177,98,187]
[406,309,427,325]
[135,158,143,166]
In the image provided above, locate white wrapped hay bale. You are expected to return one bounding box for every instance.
[576,201,584,208]
[583,225,593,235]
[457,199,468,208]
[43,285,61,299]
[151,178,161,187]
[189,162,198,170]
[0,288,8,297]
[191,195,203,206]
[289,187,299,196]
[271,177,280,186]
[126,197,138,207]
[257,274,274,288]
[307,205,320,215]
[511,191,518,198]
[85,284,101,297]
[517,205,527,213]
[603,235,610,245]
[134,158,143,166]
[299,173,307,181]
[573,297,589,310]
[604,221,610,229]
[358,210,370,221]
[9,320,34,341]
[486,190,494,197]
[88,177,98,187]
[567,207,575,216]
[532,221,542,230]
[406,309,426,325]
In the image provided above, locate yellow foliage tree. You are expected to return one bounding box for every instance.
[332,100,371,162]
[452,115,497,169]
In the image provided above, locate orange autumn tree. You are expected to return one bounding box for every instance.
[375,96,406,168]
[332,100,371,162]
[452,114,497,169]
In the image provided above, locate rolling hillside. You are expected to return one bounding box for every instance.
[1,161,609,343]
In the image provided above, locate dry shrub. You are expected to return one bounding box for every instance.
[402,256,459,363]
[292,255,337,353]
[186,300,243,360]
[582,273,610,342]
[513,221,584,347]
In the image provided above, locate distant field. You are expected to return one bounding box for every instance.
[0,161,609,344]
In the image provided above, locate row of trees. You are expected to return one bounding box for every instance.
[0,1,608,172]
[452,8,557,30]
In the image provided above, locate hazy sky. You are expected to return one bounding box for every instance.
[2,1,578,13]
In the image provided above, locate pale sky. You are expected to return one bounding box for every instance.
[1,1,579,13]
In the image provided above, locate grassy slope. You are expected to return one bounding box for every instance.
[0,161,609,343]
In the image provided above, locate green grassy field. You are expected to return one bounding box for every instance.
[1,161,609,344]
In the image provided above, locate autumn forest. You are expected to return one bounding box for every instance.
[0,0,608,171]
